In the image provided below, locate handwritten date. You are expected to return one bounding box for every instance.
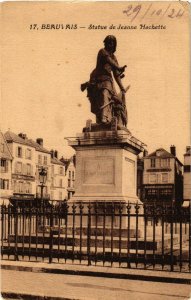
[123,4,185,22]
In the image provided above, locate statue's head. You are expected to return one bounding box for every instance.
[103,35,117,53]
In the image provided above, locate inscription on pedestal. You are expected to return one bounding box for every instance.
[83,157,114,185]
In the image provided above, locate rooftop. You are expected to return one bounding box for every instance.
[4,131,34,147]
[51,157,65,166]
[27,139,50,154]
[0,131,13,160]
[147,148,174,158]
[145,148,183,166]
[4,131,50,154]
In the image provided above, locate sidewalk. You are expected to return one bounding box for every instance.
[1,260,191,284]
[1,269,191,300]
[1,260,191,300]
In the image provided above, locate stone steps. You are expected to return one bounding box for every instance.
[6,233,179,251]
[38,226,142,238]
[1,243,181,265]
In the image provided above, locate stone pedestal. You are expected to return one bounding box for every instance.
[67,123,145,231]
[69,127,144,203]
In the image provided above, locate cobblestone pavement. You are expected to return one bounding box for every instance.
[1,269,191,300]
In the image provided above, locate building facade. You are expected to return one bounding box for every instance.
[50,150,67,201]
[28,138,51,200]
[60,155,76,200]
[183,146,191,207]
[141,146,183,206]
[3,131,76,203]
[0,131,13,204]
[4,131,36,199]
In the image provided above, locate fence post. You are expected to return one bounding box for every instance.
[14,201,18,261]
[87,203,91,266]
[143,202,147,270]
[72,203,76,263]
[119,202,122,267]
[153,201,156,269]
[161,202,165,270]
[95,202,98,266]
[189,200,191,272]
[135,202,139,268]
[49,204,53,264]
[170,202,174,272]
[127,202,131,269]
[1,204,5,259]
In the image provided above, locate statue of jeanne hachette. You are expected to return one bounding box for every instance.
[81,35,130,127]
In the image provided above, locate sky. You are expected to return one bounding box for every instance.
[1,1,190,161]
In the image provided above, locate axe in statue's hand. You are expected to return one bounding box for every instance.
[120,85,131,103]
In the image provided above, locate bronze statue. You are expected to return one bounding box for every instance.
[81,35,129,127]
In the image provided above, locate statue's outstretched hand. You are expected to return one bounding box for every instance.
[119,65,127,74]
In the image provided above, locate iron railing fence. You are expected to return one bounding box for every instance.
[0,200,190,273]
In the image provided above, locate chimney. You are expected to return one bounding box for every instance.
[18,133,27,140]
[54,150,58,159]
[36,138,43,146]
[170,145,176,156]
[186,146,191,153]
[143,149,148,157]
[50,149,54,159]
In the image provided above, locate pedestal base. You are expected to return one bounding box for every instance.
[69,129,145,204]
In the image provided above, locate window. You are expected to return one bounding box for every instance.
[145,189,157,200]
[0,179,9,190]
[25,182,31,193]
[18,181,23,193]
[51,165,54,175]
[4,180,9,190]
[160,158,170,168]
[59,179,62,187]
[184,165,191,172]
[44,156,47,165]
[15,162,22,174]
[0,159,7,172]
[68,179,71,188]
[26,164,32,175]
[12,180,16,192]
[69,171,71,179]
[160,189,172,196]
[60,167,63,175]
[17,146,22,158]
[38,155,42,165]
[147,189,157,196]
[72,171,75,180]
[26,148,32,159]
[150,159,155,168]
[162,173,168,183]
[149,174,156,183]
[1,143,4,153]
[159,189,172,200]
[14,182,18,193]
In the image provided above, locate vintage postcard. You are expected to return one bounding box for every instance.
[1,1,190,158]
[0,1,190,299]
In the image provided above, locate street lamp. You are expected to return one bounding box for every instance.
[39,167,47,205]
